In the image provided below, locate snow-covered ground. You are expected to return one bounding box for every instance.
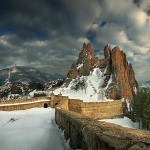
[0,107,139,150]
[0,108,70,150]
[54,68,113,102]
[99,117,139,129]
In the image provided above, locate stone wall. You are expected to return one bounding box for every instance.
[0,97,49,104]
[68,99,123,119]
[0,97,51,111]
[50,93,69,108]
[68,99,82,113]
[51,94,123,119]
[55,107,150,150]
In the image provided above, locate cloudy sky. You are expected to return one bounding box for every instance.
[0,0,150,82]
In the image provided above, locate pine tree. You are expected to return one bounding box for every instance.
[142,103,150,130]
[132,91,150,130]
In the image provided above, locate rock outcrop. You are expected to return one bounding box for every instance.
[67,43,96,78]
[104,46,138,101]
[66,43,138,101]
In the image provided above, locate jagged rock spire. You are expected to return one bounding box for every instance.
[66,43,138,101]
[105,46,138,101]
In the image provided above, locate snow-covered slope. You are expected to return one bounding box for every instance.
[0,108,138,150]
[99,117,139,129]
[54,68,113,102]
[0,108,70,150]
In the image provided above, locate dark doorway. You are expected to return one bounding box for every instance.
[44,103,48,108]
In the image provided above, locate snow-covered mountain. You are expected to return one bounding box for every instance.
[44,73,65,80]
[139,80,150,91]
[0,66,65,99]
[54,43,138,102]
[0,66,48,85]
[0,66,64,85]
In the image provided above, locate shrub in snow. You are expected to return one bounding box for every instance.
[70,76,86,92]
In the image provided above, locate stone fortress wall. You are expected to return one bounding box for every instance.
[50,93,123,119]
[0,93,150,149]
[0,97,51,111]
[0,92,123,119]
[0,97,49,104]
[56,107,150,150]
[68,99,123,119]
[54,94,150,150]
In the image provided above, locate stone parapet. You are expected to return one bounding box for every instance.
[68,99,123,119]
[0,100,51,111]
[0,97,51,111]
[55,107,150,150]
[0,97,49,104]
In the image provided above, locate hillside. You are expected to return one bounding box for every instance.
[0,66,65,99]
[0,66,64,86]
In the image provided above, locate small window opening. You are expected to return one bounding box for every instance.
[44,103,48,108]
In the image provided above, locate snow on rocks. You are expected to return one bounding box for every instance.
[54,68,113,102]
[77,63,83,70]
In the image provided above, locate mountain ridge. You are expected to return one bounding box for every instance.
[0,66,64,86]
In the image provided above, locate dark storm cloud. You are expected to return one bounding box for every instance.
[0,0,99,39]
[0,0,89,73]
[0,0,63,39]
[0,0,150,81]
[133,0,141,7]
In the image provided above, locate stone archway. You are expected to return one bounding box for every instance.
[44,103,48,108]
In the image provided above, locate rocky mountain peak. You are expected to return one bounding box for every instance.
[104,44,111,58]
[77,43,95,63]
[105,46,138,101]
[66,43,138,101]
[67,43,96,79]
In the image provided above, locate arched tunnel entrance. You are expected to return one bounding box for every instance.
[44,103,48,108]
